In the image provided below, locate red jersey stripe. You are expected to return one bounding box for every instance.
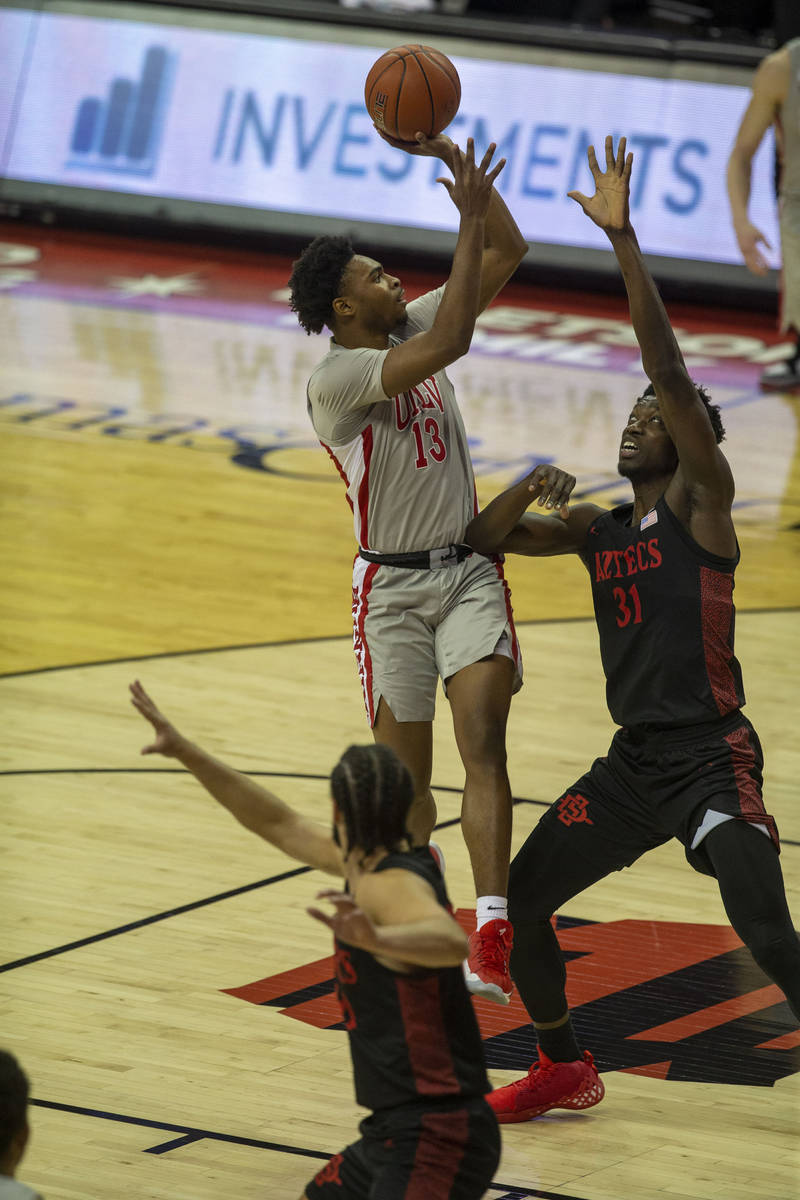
[395,974,460,1097]
[320,440,354,513]
[724,724,780,850]
[357,424,373,550]
[493,559,520,665]
[353,561,379,726]
[699,566,739,716]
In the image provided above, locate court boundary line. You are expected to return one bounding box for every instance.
[0,801,535,974]
[27,1097,593,1199]
[2,604,797,680]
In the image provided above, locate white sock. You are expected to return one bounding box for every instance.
[476,896,507,930]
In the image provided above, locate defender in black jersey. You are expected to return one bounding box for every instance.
[128,681,499,1196]
[465,136,800,1123]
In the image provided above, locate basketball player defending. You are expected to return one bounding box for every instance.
[288,135,572,1004]
[129,681,499,1200]
[465,137,800,1120]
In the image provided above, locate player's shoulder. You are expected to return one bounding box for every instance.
[753,46,790,96]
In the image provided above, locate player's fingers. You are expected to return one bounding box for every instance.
[605,134,615,171]
[436,177,455,197]
[464,136,475,166]
[567,190,590,210]
[586,145,601,179]
[756,230,772,250]
[623,151,633,181]
[486,157,507,186]
[477,141,498,174]
[306,907,334,927]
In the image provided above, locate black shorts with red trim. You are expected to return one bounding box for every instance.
[303,1096,499,1200]
[527,711,779,882]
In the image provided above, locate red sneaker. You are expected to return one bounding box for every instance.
[487,1051,605,1123]
[464,918,513,1005]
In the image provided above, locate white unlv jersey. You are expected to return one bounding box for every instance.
[307,287,478,553]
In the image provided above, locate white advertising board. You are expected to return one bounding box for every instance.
[0,7,778,268]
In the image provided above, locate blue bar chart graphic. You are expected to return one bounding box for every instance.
[67,45,175,177]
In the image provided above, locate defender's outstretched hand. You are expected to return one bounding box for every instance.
[129,679,184,757]
[307,890,380,953]
[568,135,633,234]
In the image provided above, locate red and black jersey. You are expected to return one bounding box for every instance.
[333,847,489,1113]
[583,497,745,731]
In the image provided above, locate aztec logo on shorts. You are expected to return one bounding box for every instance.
[223,912,800,1089]
[557,792,593,826]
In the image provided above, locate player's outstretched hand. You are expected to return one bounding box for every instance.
[307,890,380,953]
[437,137,506,221]
[129,679,184,757]
[526,463,576,518]
[568,134,633,235]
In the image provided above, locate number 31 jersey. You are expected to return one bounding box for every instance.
[307,287,477,554]
[583,497,746,730]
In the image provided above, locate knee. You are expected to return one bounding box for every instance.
[460,716,508,774]
[747,925,800,978]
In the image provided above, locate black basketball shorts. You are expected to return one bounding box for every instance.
[304,1096,500,1200]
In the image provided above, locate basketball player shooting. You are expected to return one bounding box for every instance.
[129,680,500,1199]
[464,135,800,1123]
[288,127,574,1007]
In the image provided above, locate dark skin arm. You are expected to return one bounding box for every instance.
[466,465,600,557]
[568,136,736,559]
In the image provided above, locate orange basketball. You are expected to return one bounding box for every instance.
[364,44,461,143]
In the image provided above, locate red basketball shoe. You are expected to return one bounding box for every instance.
[487,1051,605,1123]
[464,918,513,1005]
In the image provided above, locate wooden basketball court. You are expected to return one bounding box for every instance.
[1,223,798,1200]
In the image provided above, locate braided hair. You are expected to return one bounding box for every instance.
[637,381,725,444]
[288,235,354,335]
[330,744,413,861]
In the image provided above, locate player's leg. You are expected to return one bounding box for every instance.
[353,562,439,844]
[447,653,516,1004]
[490,764,656,1122]
[373,700,435,844]
[437,557,522,1003]
[701,819,800,1023]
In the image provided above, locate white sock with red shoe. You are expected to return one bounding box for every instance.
[476,896,508,929]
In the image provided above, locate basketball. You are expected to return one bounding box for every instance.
[364,44,461,143]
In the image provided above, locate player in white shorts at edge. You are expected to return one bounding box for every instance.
[288,130,575,1003]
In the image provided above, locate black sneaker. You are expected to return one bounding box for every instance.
[760,358,800,392]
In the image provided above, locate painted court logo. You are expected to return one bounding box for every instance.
[223,914,800,1088]
[67,44,175,177]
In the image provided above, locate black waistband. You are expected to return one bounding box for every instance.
[359,544,473,570]
[620,709,745,747]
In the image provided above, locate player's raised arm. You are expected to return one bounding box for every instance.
[568,137,734,515]
[129,681,343,876]
[727,49,786,276]
[376,129,527,315]
[373,135,507,397]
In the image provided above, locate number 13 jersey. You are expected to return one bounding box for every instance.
[583,496,746,730]
[307,287,477,554]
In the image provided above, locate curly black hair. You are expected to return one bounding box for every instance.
[637,381,725,444]
[288,235,355,335]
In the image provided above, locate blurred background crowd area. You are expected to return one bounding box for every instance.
[332,0,795,53]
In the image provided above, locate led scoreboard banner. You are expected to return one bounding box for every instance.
[0,2,779,282]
